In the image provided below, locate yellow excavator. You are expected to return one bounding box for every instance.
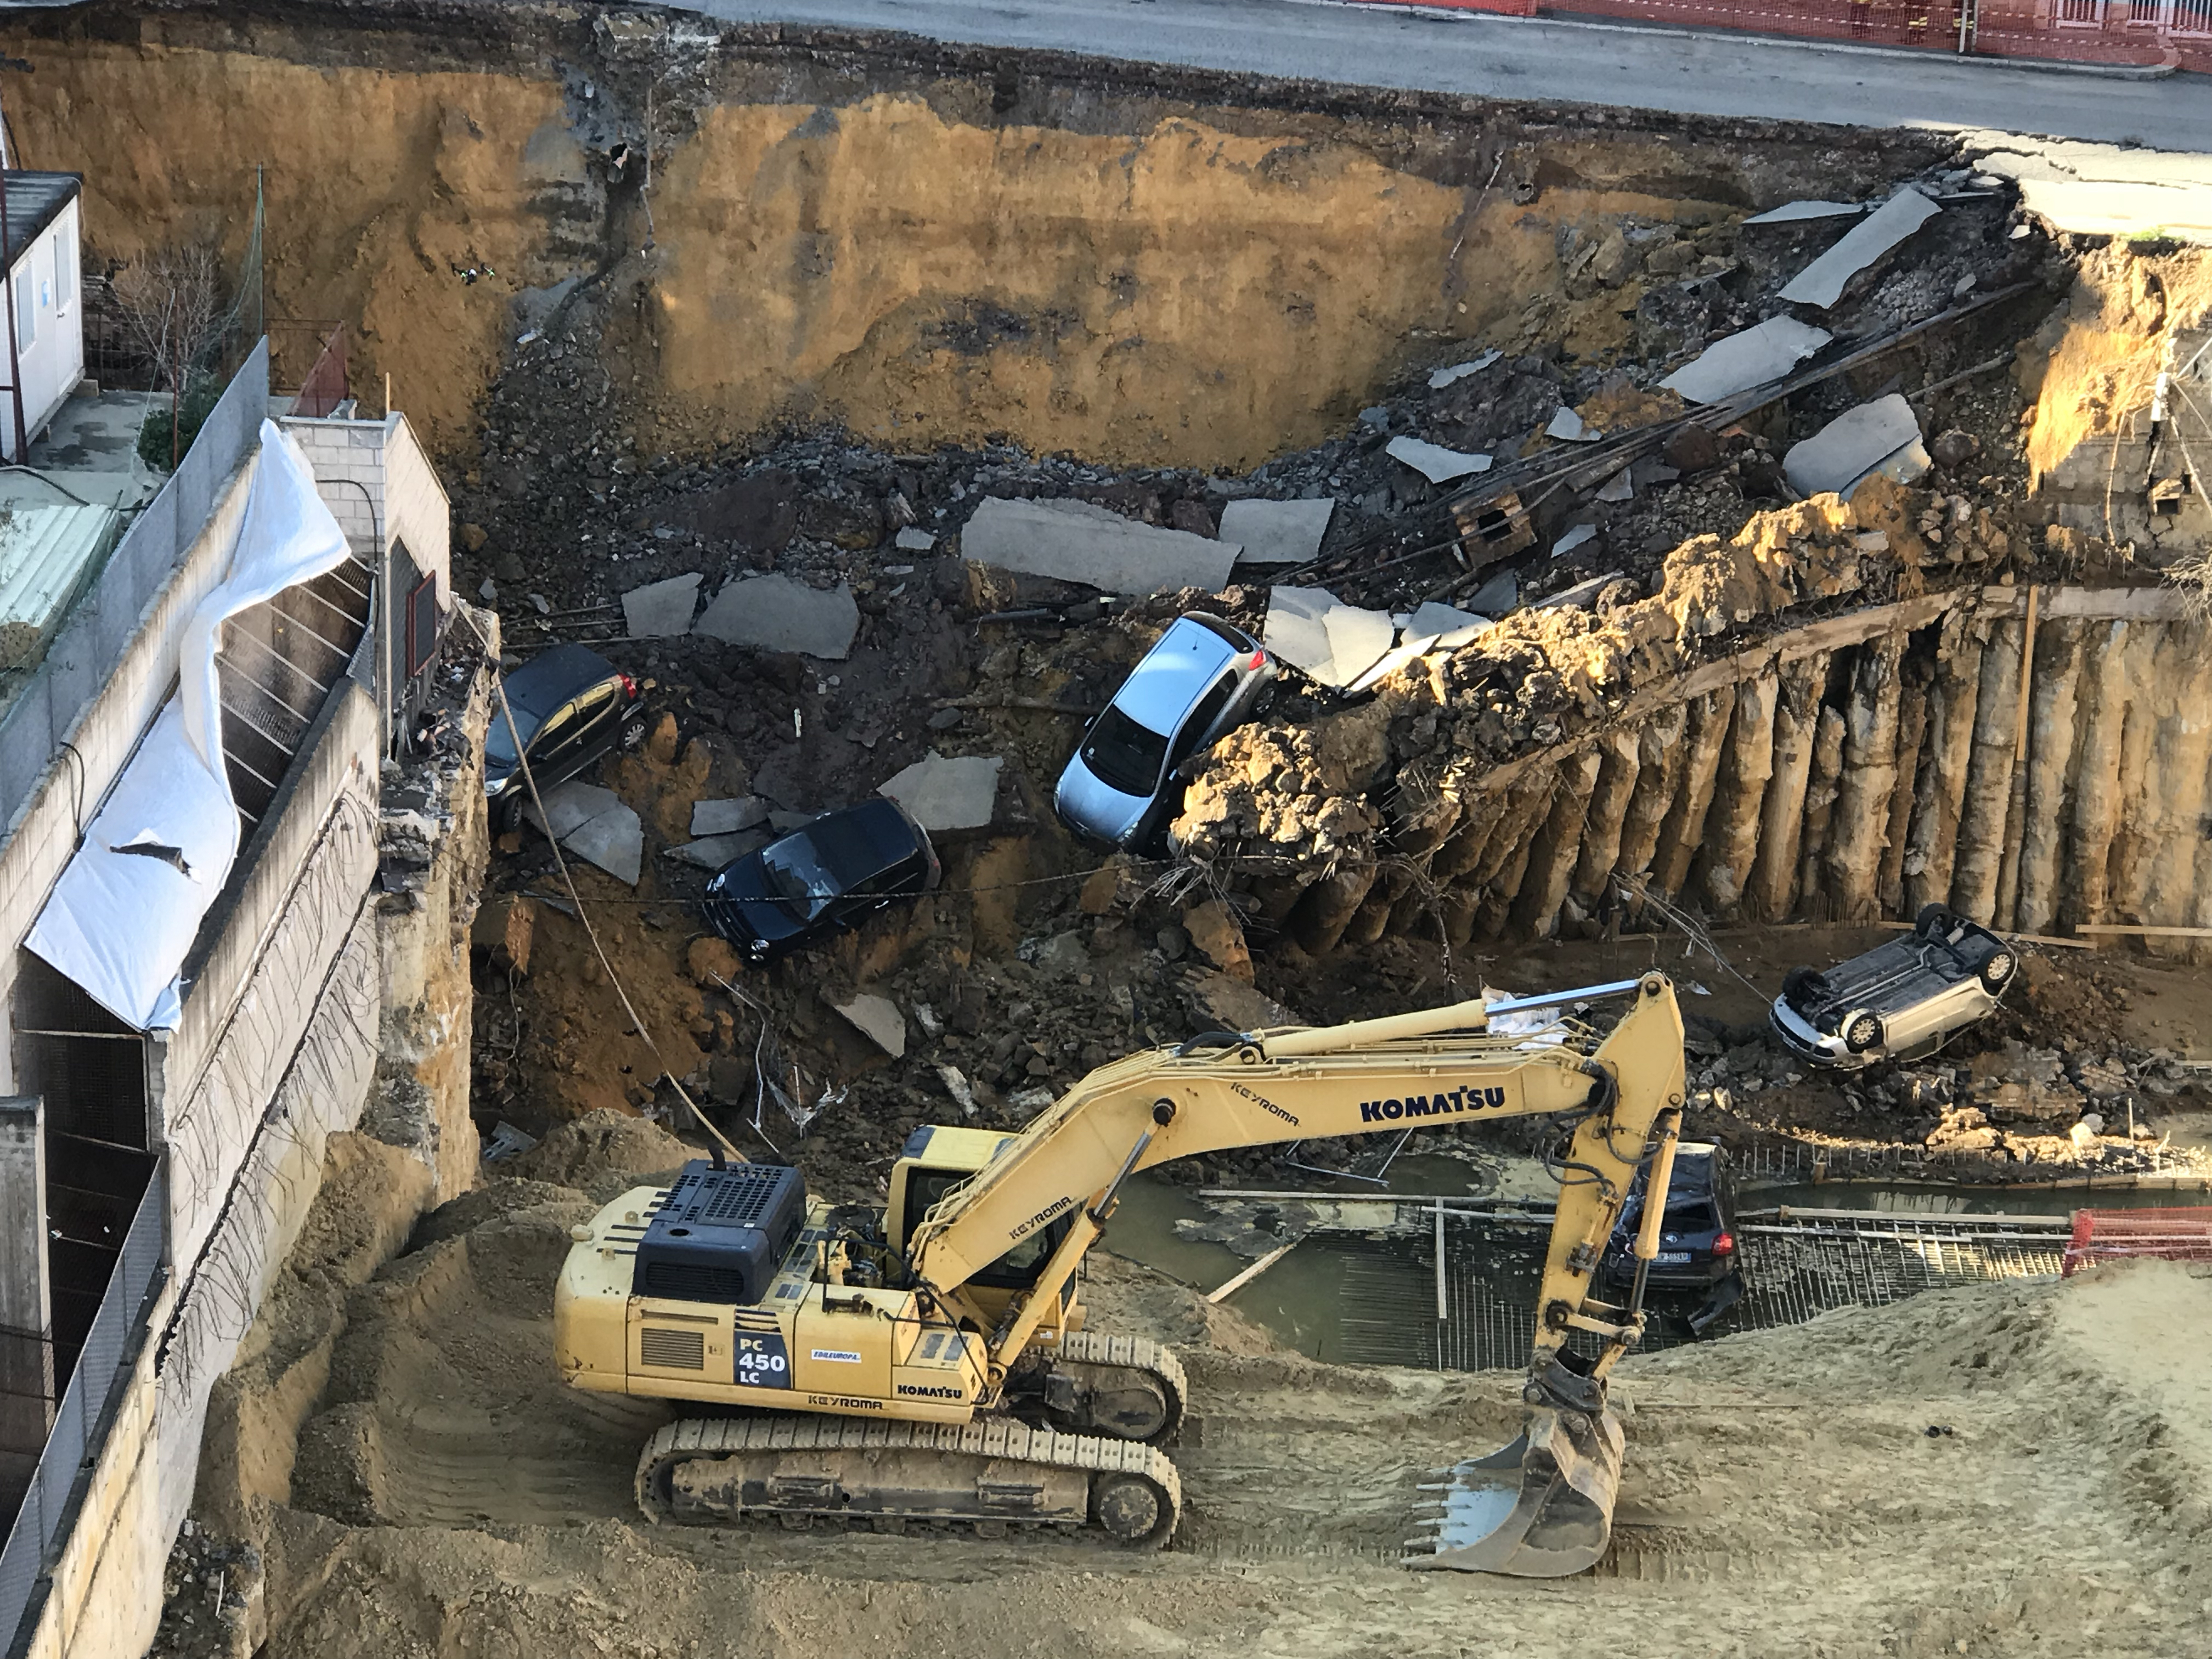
[555,972,1688,1574]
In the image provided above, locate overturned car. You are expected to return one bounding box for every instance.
[1770,905,2018,1069]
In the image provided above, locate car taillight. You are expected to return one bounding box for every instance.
[1247,650,1266,670]
[1713,1231,1734,1256]
[618,672,639,699]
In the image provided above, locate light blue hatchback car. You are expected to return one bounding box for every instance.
[1053,612,1277,852]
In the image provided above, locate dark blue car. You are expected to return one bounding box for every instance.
[702,798,940,965]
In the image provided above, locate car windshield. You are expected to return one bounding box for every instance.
[485,703,543,766]
[1082,706,1169,797]
[761,833,842,920]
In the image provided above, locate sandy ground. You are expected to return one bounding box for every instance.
[220,1130,2212,1659]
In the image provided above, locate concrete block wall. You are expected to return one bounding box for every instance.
[0,452,258,1094]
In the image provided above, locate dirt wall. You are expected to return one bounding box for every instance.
[1,1,1953,464]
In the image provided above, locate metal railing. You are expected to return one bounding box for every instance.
[0,1158,166,1658]
[0,340,268,844]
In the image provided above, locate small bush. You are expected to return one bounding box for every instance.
[137,379,223,470]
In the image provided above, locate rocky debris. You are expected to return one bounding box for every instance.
[1182,899,1252,980]
[1183,970,1301,1034]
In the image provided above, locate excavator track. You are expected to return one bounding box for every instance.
[635,1414,1182,1547]
[1045,1330,1189,1445]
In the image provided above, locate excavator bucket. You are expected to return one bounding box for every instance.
[1403,1406,1624,1577]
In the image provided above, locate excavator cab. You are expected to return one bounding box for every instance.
[888,1126,1082,1321]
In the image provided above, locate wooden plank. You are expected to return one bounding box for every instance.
[2075,923,2212,938]
[1204,1240,1299,1304]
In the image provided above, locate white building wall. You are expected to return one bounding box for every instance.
[2,196,83,461]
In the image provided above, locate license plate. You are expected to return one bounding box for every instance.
[1654,1251,1692,1265]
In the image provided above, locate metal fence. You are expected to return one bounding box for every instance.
[0,1158,166,1659]
[1329,1204,2067,1372]
[0,340,268,843]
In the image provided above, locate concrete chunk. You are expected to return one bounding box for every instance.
[692,797,770,837]
[523,781,623,842]
[664,831,766,870]
[1427,350,1502,389]
[561,799,643,886]
[693,574,860,659]
[1545,407,1601,443]
[1779,187,1941,309]
[1263,585,1396,690]
[1744,199,1867,224]
[1661,316,1833,404]
[621,572,702,637]
[1217,497,1335,565]
[1785,394,1931,500]
[959,496,1237,596]
[1386,436,1492,484]
[894,527,936,552]
[1405,601,1492,650]
[878,751,1002,833]
[834,992,907,1058]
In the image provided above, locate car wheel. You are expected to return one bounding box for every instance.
[619,716,648,751]
[1979,949,2016,994]
[1843,1011,1884,1054]
[1780,965,1823,1008]
[1915,902,1958,939]
[1254,682,1279,720]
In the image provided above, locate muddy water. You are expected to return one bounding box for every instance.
[1758,1178,2212,1216]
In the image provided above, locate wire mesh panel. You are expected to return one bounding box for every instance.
[1333,1209,2068,1374]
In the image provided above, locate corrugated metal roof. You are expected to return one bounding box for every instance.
[1,171,81,268]
[0,499,119,667]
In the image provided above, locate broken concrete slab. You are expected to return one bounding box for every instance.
[1744,199,1868,224]
[1536,572,1629,613]
[1427,349,1502,390]
[1784,393,1932,500]
[692,797,770,837]
[1467,571,1518,615]
[620,572,702,638]
[1551,522,1599,560]
[1661,316,1833,404]
[1595,469,1635,503]
[1779,187,1941,309]
[664,831,766,871]
[1217,497,1335,566]
[1263,585,1396,690]
[878,751,1002,833]
[834,993,907,1059]
[561,798,644,886]
[959,496,1238,596]
[693,574,860,659]
[1385,436,1493,484]
[1545,407,1601,443]
[1404,601,1492,650]
[524,781,624,843]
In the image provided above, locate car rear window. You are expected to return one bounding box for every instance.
[762,834,840,919]
[1082,707,1170,797]
[1663,1200,1720,1232]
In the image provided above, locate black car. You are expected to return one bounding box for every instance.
[702,798,941,964]
[486,644,647,828]
[1602,1142,1742,1334]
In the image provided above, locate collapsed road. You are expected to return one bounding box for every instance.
[3,5,2194,1656]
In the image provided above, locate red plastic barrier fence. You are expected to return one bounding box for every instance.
[1356,0,2210,73]
[2062,1207,2212,1278]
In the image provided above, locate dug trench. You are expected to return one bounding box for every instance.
[31,3,2204,1654]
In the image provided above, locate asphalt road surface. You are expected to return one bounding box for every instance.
[686,0,2212,151]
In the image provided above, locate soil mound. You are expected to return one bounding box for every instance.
[511,1114,697,1198]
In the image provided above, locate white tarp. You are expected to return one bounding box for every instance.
[26,421,354,1030]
